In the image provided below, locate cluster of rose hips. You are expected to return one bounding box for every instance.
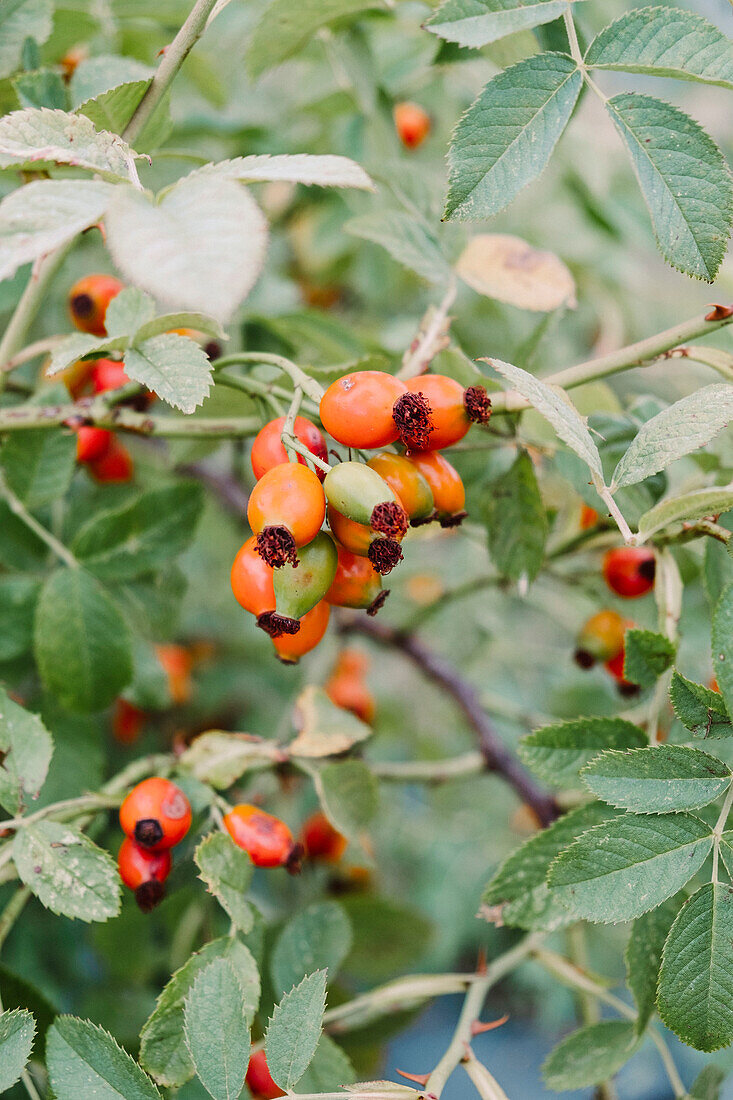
[118,777,192,911]
[574,546,656,694]
[231,370,491,662]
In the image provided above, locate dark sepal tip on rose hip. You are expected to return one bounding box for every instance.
[286,842,305,875]
[464,386,492,424]
[439,511,467,529]
[392,390,433,449]
[134,818,164,849]
[367,589,390,616]
[368,539,403,574]
[370,501,409,540]
[574,648,596,669]
[256,611,301,638]
[256,526,299,568]
[71,292,94,320]
[135,880,166,913]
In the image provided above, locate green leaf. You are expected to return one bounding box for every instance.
[47,1015,161,1099]
[77,80,151,137]
[0,107,142,185]
[425,0,589,49]
[246,0,384,78]
[290,686,372,757]
[13,820,120,922]
[13,67,67,110]
[271,902,352,997]
[639,487,733,541]
[0,1008,35,1092]
[713,584,733,720]
[542,1020,638,1090]
[266,970,327,1090]
[72,484,204,581]
[482,358,603,479]
[345,212,453,286]
[125,335,214,413]
[481,802,615,930]
[140,938,260,1088]
[193,154,374,190]
[68,54,154,105]
[1,429,76,509]
[194,832,255,933]
[548,811,713,923]
[105,175,268,324]
[605,94,733,282]
[705,534,733,612]
[0,577,38,662]
[484,450,547,581]
[612,386,733,488]
[586,8,733,90]
[689,1065,726,1099]
[103,286,156,338]
[623,628,676,688]
[0,178,113,283]
[34,568,133,713]
[444,53,582,221]
[519,717,646,787]
[316,760,378,844]
[669,672,730,738]
[183,959,253,1100]
[340,896,433,982]
[296,1034,356,1093]
[625,895,682,1035]
[0,687,53,814]
[0,0,52,81]
[180,732,278,788]
[117,567,186,643]
[658,883,733,1052]
[133,312,226,345]
[582,745,731,813]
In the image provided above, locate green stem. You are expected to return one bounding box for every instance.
[712,784,733,884]
[403,574,501,631]
[0,793,122,833]
[0,401,262,438]
[0,470,78,568]
[370,752,485,783]
[281,386,303,463]
[0,886,32,954]
[0,335,64,375]
[215,353,325,404]
[0,243,73,374]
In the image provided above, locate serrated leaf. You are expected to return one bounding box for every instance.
[247,0,384,78]
[0,0,52,81]
[670,671,730,737]
[316,760,378,844]
[271,902,352,997]
[713,584,733,720]
[623,628,676,687]
[481,802,615,931]
[582,745,730,813]
[77,79,150,135]
[482,357,603,478]
[0,108,141,184]
[290,686,372,757]
[180,731,279,788]
[13,67,67,110]
[612,386,733,489]
[69,54,154,105]
[140,938,260,1088]
[34,568,133,713]
[625,894,682,1035]
[345,211,453,286]
[0,179,113,283]
[133,312,226,344]
[183,959,252,1100]
[455,233,576,311]
[266,970,327,1090]
[193,154,374,190]
[689,1065,726,1100]
[444,53,582,221]
[124,334,214,413]
[296,1034,356,1093]
[195,832,255,933]
[104,286,156,337]
[605,94,733,282]
[0,1008,35,1092]
[46,332,125,376]
[639,486,733,541]
[0,687,53,814]
[485,449,547,581]
[0,576,39,662]
[519,717,647,787]
[542,1020,638,1090]
[72,484,204,580]
[658,883,733,1052]
[13,821,120,922]
[425,0,589,49]
[1,429,75,509]
[548,811,713,923]
[586,8,733,90]
[106,176,268,323]
[47,1015,161,1099]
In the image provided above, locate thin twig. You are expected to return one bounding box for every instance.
[0,470,78,568]
[398,279,458,380]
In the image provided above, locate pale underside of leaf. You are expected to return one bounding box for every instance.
[425,0,589,49]
[192,153,374,190]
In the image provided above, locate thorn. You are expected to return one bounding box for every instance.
[475,946,487,974]
[396,1069,430,1085]
[471,1014,509,1035]
[705,304,733,321]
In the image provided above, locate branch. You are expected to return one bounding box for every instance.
[338,616,560,827]
[398,279,457,380]
[0,469,78,568]
[491,303,733,414]
[0,399,261,438]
